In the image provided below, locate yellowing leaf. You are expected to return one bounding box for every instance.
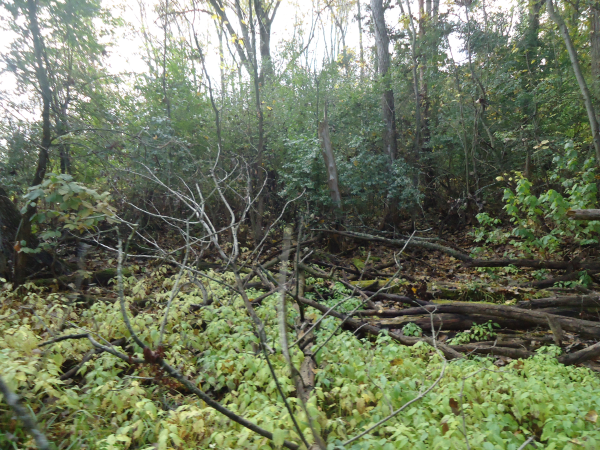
[272,429,285,447]
[585,410,598,423]
[357,398,366,414]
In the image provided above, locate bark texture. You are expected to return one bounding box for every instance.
[16,0,53,284]
[371,0,398,161]
[547,0,600,162]
[318,114,342,209]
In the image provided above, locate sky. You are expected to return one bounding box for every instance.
[0,0,519,118]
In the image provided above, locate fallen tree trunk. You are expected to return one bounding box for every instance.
[293,293,463,360]
[375,313,530,331]
[362,291,432,307]
[313,229,473,262]
[558,340,600,365]
[519,272,584,289]
[294,293,597,365]
[567,209,600,220]
[460,303,600,337]
[467,258,600,272]
[356,301,600,338]
[517,295,600,309]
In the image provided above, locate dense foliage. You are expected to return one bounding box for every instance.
[3,0,600,448]
[2,274,600,449]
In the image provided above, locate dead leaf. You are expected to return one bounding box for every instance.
[585,411,598,423]
[449,398,460,415]
[356,398,366,414]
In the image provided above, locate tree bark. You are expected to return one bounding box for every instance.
[0,187,21,279]
[373,302,600,338]
[370,0,398,162]
[547,0,600,162]
[591,1,600,100]
[15,0,53,284]
[318,112,342,209]
[567,209,600,220]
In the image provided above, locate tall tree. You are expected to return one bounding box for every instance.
[370,0,398,162]
[2,0,115,282]
[12,0,53,283]
[205,0,282,242]
[357,0,365,79]
[591,1,600,100]
[547,0,600,162]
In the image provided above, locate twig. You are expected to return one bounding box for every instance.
[0,375,51,450]
[517,436,536,450]
[343,359,447,446]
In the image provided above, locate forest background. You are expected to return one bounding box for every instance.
[3,0,600,449]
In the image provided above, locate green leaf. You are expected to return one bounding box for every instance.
[272,429,285,447]
[26,188,45,201]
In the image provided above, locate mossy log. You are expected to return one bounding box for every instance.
[374,313,529,331]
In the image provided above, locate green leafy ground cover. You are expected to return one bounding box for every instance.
[1,271,600,449]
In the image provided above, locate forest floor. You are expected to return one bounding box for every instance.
[3,221,600,449]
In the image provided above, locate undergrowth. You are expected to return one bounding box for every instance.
[1,271,600,449]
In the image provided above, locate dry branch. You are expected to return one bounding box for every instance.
[567,209,600,220]
[363,302,600,338]
[362,290,433,307]
[449,344,535,359]
[294,294,463,360]
[517,295,600,309]
[467,258,600,271]
[313,229,473,262]
[0,375,51,450]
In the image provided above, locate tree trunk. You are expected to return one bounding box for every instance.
[253,0,277,82]
[357,0,365,79]
[547,0,600,162]
[318,112,342,209]
[0,187,21,279]
[370,0,398,162]
[15,0,53,284]
[591,1,600,100]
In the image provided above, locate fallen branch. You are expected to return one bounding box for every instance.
[467,258,600,272]
[362,290,433,307]
[0,375,51,450]
[567,209,600,220]
[59,338,127,381]
[558,340,600,365]
[313,229,473,262]
[294,294,463,360]
[449,344,535,359]
[517,295,600,309]
[373,302,600,338]
[520,271,586,289]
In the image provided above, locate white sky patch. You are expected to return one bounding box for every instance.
[1,0,519,120]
